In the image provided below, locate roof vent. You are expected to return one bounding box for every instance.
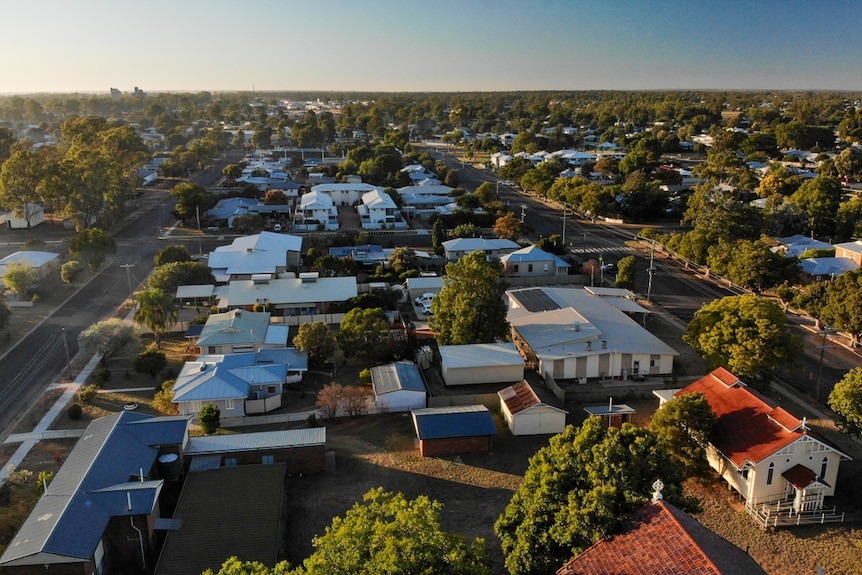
[573,322,580,332]
[199,363,207,372]
[601,340,607,349]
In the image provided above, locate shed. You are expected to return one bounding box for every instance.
[439,342,525,386]
[184,428,326,474]
[411,405,497,457]
[371,361,427,412]
[498,381,568,435]
[584,399,635,428]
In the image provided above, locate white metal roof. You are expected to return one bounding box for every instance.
[439,342,524,369]
[224,276,357,307]
[185,428,326,454]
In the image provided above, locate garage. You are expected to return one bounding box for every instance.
[498,381,568,436]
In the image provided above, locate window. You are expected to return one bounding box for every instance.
[528,264,533,272]
[820,457,828,479]
[268,386,277,394]
[190,401,203,413]
[513,264,519,272]
[740,468,749,479]
[208,346,218,354]
[262,455,275,465]
[225,399,235,410]
[543,263,549,272]
[766,462,775,485]
[224,458,237,467]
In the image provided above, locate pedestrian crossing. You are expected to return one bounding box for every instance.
[569,246,637,254]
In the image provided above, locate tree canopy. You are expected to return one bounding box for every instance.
[338,307,390,361]
[495,418,693,575]
[293,322,338,367]
[132,287,179,348]
[828,368,862,437]
[65,228,117,271]
[431,251,509,345]
[684,295,801,384]
[648,392,716,480]
[78,318,135,361]
[147,260,215,294]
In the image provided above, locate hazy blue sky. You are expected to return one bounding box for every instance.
[2,0,860,94]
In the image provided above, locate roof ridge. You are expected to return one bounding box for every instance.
[656,501,723,575]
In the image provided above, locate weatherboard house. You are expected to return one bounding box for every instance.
[657,368,851,525]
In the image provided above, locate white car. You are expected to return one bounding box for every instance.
[414,292,437,306]
[420,304,433,316]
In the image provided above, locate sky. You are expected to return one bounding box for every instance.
[2,0,861,94]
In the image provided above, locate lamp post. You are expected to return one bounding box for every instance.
[561,205,567,246]
[120,263,135,296]
[60,327,72,380]
[520,204,527,223]
[816,325,837,404]
[646,240,656,303]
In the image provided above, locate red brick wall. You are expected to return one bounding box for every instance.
[185,445,326,474]
[419,436,492,457]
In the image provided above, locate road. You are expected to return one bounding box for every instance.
[0,152,242,441]
[426,145,860,404]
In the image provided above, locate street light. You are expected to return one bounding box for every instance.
[120,263,135,296]
[816,325,837,404]
[520,205,527,223]
[646,240,656,303]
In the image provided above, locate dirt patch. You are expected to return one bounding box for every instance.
[283,414,550,572]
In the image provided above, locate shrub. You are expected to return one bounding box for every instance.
[77,385,98,403]
[67,403,83,420]
[306,413,318,428]
[134,349,167,378]
[358,368,372,386]
[153,380,178,414]
[61,260,85,284]
[199,403,221,435]
[30,294,40,304]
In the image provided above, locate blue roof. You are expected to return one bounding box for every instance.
[411,405,497,440]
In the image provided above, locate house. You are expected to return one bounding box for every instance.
[311,182,382,206]
[328,244,388,267]
[295,191,338,231]
[206,249,287,283]
[507,287,678,381]
[358,189,406,230]
[442,237,520,261]
[657,368,851,525]
[0,412,190,575]
[834,240,862,265]
[498,380,568,435]
[500,245,571,277]
[583,400,636,428]
[0,203,45,229]
[182,428,326,474]
[371,361,427,412]
[557,498,768,575]
[0,251,60,288]
[439,342,525,386]
[219,274,358,316]
[411,405,497,457]
[194,309,289,354]
[213,231,303,269]
[773,235,834,258]
[172,348,308,417]
[799,257,859,279]
[205,197,292,228]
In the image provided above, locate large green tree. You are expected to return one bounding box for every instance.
[147,261,214,294]
[684,295,801,383]
[338,307,391,360]
[648,392,716,480]
[828,368,862,437]
[0,149,44,228]
[614,255,636,290]
[790,175,843,238]
[294,488,490,575]
[65,228,117,270]
[293,322,338,367]
[132,288,179,348]
[495,418,693,575]
[79,318,135,361]
[821,268,862,346]
[171,182,215,224]
[430,251,509,345]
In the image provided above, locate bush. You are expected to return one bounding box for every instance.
[199,403,221,434]
[358,368,372,386]
[61,260,85,284]
[153,380,177,414]
[77,385,98,403]
[67,403,83,420]
[306,413,318,428]
[134,349,167,378]
[30,294,40,304]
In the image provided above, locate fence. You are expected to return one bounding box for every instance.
[245,395,282,415]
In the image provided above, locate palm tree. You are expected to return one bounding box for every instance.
[132,287,179,348]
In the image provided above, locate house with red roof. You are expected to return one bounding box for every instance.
[657,368,851,526]
[557,493,768,575]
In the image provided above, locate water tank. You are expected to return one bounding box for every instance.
[158,453,181,481]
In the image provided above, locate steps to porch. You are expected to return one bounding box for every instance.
[745,496,846,528]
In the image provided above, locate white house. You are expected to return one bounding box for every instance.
[656,368,851,525]
[194,309,289,354]
[219,274,357,316]
[500,245,571,277]
[311,182,382,206]
[206,250,287,283]
[498,380,568,435]
[371,361,427,412]
[507,286,678,381]
[442,237,520,261]
[295,191,338,231]
[1,203,45,229]
[358,189,406,230]
[439,342,525,386]
[0,251,60,288]
[214,231,303,269]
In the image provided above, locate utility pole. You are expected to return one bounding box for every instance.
[561,205,567,246]
[520,205,527,223]
[646,240,656,303]
[196,205,202,257]
[120,263,135,296]
[816,326,836,404]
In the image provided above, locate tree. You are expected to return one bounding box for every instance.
[431,251,508,345]
[171,182,215,224]
[203,556,290,575]
[2,263,37,298]
[790,175,843,238]
[648,392,716,480]
[821,268,862,346]
[684,295,801,383]
[61,260,85,284]
[317,383,344,419]
[0,299,10,330]
[338,307,391,361]
[134,349,167,378]
[154,244,191,267]
[495,418,692,575]
[0,149,43,229]
[452,223,480,238]
[198,403,220,435]
[475,181,498,205]
[132,288,179,348]
[293,322,338,367]
[65,228,116,271]
[222,163,243,185]
[312,255,358,278]
[147,261,214,294]
[432,218,447,251]
[494,214,523,241]
[79,318,135,361]
[388,247,418,275]
[293,488,490,575]
[828,368,862,436]
[614,255,636,290]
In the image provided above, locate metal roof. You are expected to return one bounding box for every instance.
[0,413,188,567]
[411,405,497,440]
[185,428,326,455]
[213,231,303,254]
[195,310,271,347]
[224,276,357,307]
[439,342,524,370]
[173,351,300,403]
[372,361,426,395]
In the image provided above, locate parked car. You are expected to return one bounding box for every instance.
[414,292,437,306]
[420,304,434,316]
[273,224,282,232]
[601,262,617,272]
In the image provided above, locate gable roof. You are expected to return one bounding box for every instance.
[196,309,272,348]
[0,413,189,567]
[501,245,571,268]
[222,276,358,307]
[173,351,301,403]
[675,368,849,467]
[207,250,286,278]
[442,237,520,252]
[372,361,426,395]
[498,380,567,415]
[411,405,497,440]
[214,231,303,254]
[557,500,768,575]
[439,342,524,370]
